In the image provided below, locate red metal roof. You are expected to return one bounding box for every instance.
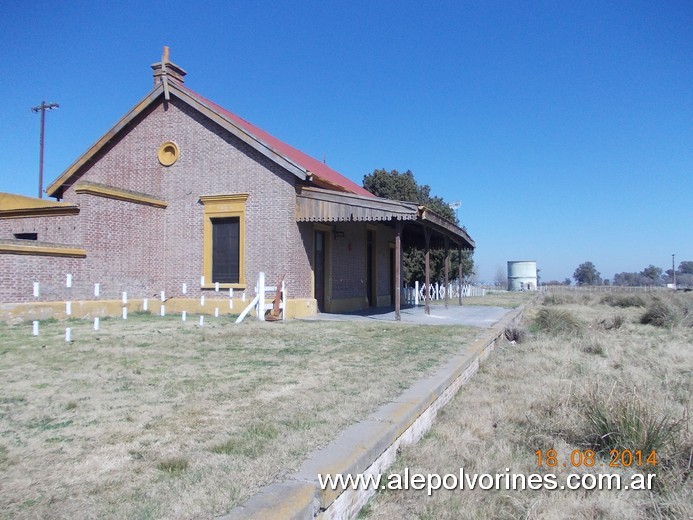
[180,85,374,198]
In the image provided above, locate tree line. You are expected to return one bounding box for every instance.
[559,261,693,288]
[360,169,690,290]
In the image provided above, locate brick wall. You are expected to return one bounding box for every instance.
[0,214,82,245]
[1,96,397,309]
[1,97,315,304]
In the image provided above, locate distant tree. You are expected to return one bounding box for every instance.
[674,261,693,288]
[573,261,601,286]
[363,168,472,284]
[679,261,693,275]
[494,266,507,288]
[563,278,572,286]
[640,265,664,286]
[613,271,645,286]
[677,274,693,288]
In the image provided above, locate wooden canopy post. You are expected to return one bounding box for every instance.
[458,245,463,305]
[395,221,403,321]
[424,227,431,316]
[444,237,450,309]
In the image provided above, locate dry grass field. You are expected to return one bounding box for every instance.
[0,313,481,519]
[423,290,534,309]
[362,291,692,519]
[458,291,535,308]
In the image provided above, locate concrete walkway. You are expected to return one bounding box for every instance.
[303,304,512,328]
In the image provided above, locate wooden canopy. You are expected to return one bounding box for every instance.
[296,187,475,320]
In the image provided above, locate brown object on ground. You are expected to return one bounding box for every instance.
[265,274,285,321]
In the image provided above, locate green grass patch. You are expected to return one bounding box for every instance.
[211,423,279,458]
[156,457,189,474]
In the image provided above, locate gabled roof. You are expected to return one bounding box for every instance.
[179,85,373,197]
[46,81,373,198]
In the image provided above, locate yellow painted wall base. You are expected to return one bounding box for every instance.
[0,298,318,324]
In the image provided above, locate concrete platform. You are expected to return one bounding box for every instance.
[224,305,527,520]
[303,304,512,328]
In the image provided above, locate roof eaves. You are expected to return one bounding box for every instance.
[418,206,475,248]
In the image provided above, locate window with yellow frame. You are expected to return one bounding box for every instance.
[200,194,248,288]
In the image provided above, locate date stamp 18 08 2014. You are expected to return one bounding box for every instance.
[535,449,658,469]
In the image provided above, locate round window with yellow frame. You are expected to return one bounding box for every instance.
[157,141,180,166]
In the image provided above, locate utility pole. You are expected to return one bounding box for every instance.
[672,254,676,289]
[31,101,59,198]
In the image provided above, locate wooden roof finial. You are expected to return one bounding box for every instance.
[162,46,170,63]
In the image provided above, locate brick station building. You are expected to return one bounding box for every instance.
[0,49,474,320]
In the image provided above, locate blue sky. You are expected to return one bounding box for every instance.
[1,0,691,283]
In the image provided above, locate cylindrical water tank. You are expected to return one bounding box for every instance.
[507,261,537,291]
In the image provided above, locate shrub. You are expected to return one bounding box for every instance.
[577,385,682,455]
[542,293,576,305]
[640,298,680,328]
[596,314,625,331]
[600,294,646,308]
[534,308,583,336]
[580,338,606,357]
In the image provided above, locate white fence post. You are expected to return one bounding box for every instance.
[257,272,265,321]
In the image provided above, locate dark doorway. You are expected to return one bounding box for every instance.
[366,229,375,306]
[314,230,326,312]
